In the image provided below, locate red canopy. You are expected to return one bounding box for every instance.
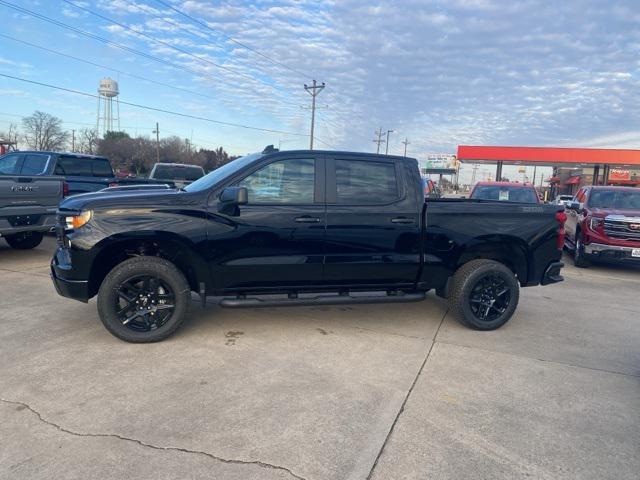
[457,146,640,166]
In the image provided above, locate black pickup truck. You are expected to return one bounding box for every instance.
[51,148,566,342]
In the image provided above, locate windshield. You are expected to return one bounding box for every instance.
[153,164,204,181]
[588,189,640,209]
[183,153,263,192]
[470,185,538,203]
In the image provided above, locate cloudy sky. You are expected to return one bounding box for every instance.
[1,0,639,181]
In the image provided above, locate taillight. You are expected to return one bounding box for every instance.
[63,181,69,197]
[555,211,567,250]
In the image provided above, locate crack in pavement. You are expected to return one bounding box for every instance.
[365,307,449,480]
[434,340,640,379]
[1,398,307,480]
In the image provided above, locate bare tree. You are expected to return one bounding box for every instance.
[77,128,99,155]
[22,111,69,151]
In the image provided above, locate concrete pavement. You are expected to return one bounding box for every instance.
[1,237,638,479]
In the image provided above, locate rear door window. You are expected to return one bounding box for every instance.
[54,156,92,176]
[334,159,399,204]
[20,154,49,175]
[0,153,22,174]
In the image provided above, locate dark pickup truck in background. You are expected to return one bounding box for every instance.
[0,151,173,197]
[0,174,62,249]
[51,148,566,342]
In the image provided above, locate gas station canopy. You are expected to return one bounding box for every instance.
[457,145,640,167]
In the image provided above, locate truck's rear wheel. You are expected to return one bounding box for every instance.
[449,259,519,330]
[5,231,43,250]
[97,256,191,343]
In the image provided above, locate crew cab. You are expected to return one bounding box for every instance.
[0,151,172,197]
[565,186,640,267]
[51,149,566,343]
[470,181,540,204]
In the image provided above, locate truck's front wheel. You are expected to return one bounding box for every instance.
[449,259,519,330]
[97,256,191,343]
[5,231,43,250]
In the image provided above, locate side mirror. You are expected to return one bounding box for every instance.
[567,201,581,212]
[219,186,248,206]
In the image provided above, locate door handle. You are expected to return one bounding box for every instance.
[391,217,414,224]
[295,216,321,223]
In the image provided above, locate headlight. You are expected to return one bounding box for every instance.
[589,217,604,231]
[66,210,92,229]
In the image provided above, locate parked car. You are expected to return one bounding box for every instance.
[564,186,640,267]
[0,171,62,249]
[422,178,442,198]
[51,148,565,342]
[0,151,173,197]
[469,181,540,203]
[552,194,574,206]
[148,162,205,188]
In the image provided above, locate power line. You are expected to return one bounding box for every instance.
[0,0,303,112]
[152,0,312,80]
[60,0,303,104]
[0,73,310,136]
[0,33,222,106]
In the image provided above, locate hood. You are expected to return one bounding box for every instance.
[59,188,183,212]
[590,207,640,218]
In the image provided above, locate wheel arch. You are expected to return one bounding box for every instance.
[456,235,528,284]
[87,231,208,298]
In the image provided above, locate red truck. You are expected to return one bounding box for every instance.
[565,186,640,267]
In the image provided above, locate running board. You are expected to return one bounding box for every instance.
[219,292,426,308]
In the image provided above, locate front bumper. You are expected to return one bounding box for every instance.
[584,243,640,262]
[541,261,564,286]
[51,249,90,303]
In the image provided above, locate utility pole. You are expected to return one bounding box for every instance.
[71,129,75,152]
[373,127,385,154]
[402,138,410,157]
[152,122,160,163]
[471,163,479,185]
[304,80,325,150]
[385,129,394,155]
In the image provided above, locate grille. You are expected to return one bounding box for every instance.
[604,218,640,241]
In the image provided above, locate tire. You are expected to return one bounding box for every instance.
[97,256,191,343]
[573,232,590,268]
[5,231,44,250]
[448,259,520,331]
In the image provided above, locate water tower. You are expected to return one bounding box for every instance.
[96,77,120,135]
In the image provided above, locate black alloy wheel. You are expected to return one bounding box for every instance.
[97,256,190,343]
[115,275,175,332]
[468,274,511,322]
[448,259,520,331]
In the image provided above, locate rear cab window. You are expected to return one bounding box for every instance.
[20,154,49,175]
[471,185,538,203]
[54,156,113,177]
[152,165,204,181]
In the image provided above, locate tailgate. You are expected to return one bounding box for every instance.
[0,176,63,210]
